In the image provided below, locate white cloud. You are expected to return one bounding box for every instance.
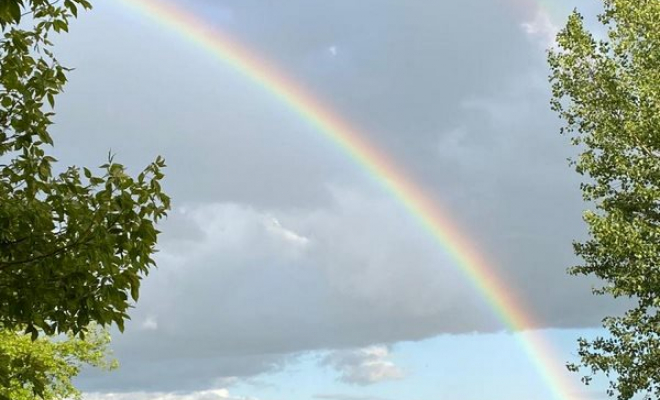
[140,315,158,331]
[84,389,258,400]
[521,9,559,49]
[265,217,310,247]
[321,346,404,386]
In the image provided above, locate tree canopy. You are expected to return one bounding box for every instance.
[0,326,115,400]
[0,0,170,337]
[0,0,170,395]
[549,0,660,398]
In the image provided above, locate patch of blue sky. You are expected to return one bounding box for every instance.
[229,328,612,400]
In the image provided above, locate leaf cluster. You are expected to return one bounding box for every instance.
[549,1,660,398]
[0,0,170,339]
[0,0,170,397]
[0,325,115,400]
[0,1,91,29]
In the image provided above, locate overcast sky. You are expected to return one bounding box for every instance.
[46,0,618,399]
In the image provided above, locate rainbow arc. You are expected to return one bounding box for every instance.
[117,1,576,399]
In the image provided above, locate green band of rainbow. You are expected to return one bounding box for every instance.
[117,1,576,398]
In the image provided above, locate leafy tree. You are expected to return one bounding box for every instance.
[0,0,170,336]
[0,0,170,396]
[0,0,170,397]
[0,325,115,400]
[549,1,660,398]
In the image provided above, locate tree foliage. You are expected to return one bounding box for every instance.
[0,0,170,336]
[0,326,115,400]
[549,1,660,398]
[0,0,170,395]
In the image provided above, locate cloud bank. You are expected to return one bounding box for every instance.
[55,0,621,393]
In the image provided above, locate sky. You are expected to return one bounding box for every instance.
[41,0,625,399]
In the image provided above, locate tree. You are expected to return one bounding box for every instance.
[0,0,170,395]
[0,325,115,400]
[549,1,660,399]
[0,0,170,336]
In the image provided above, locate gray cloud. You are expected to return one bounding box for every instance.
[79,191,618,391]
[50,0,624,393]
[80,195,490,390]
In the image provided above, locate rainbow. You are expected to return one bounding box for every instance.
[116,1,575,399]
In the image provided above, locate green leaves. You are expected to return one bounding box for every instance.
[550,1,660,399]
[0,1,23,28]
[0,1,172,398]
[0,154,170,336]
[0,0,170,336]
[0,325,116,400]
[0,0,170,396]
[0,0,92,28]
